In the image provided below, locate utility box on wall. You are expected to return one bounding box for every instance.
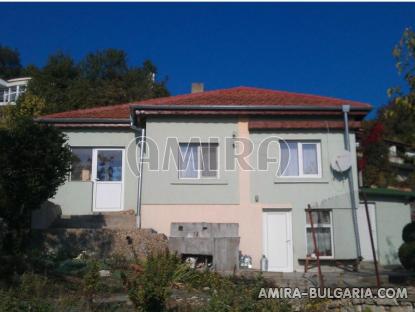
[168,222,240,272]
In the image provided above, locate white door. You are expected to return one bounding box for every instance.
[262,210,293,272]
[92,149,124,212]
[358,203,378,261]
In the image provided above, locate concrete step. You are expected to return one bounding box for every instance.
[51,212,137,229]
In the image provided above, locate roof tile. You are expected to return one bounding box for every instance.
[40,86,371,120]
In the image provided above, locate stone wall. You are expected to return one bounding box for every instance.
[30,228,168,260]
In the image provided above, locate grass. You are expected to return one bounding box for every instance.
[0,250,295,312]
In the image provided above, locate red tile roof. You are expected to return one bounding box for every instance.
[39,86,371,120]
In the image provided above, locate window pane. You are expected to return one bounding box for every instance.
[306,211,331,225]
[201,144,218,177]
[71,148,92,181]
[303,143,318,175]
[96,150,123,181]
[306,228,332,257]
[178,144,198,178]
[278,142,299,176]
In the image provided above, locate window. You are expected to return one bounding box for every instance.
[96,149,123,181]
[278,141,321,177]
[178,143,218,179]
[70,148,92,181]
[306,210,333,257]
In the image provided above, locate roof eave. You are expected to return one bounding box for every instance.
[37,118,130,124]
[131,104,372,112]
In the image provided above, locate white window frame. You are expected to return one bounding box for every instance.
[178,143,219,179]
[278,141,322,178]
[305,210,334,259]
[69,147,93,182]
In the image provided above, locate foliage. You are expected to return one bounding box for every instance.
[399,222,415,271]
[56,259,88,276]
[123,250,182,312]
[0,289,53,312]
[2,91,47,127]
[122,251,293,312]
[26,49,169,114]
[0,118,71,255]
[399,241,415,271]
[0,273,53,311]
[83,261,101,308]
[196,274,292,312]
[0,45,22,80]
[360,121,393,187]
[402,222,415,243]
[381,27,415,146]
[361,28,415,190]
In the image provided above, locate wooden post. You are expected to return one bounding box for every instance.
[307,204,324,288]
[361,192,381,287]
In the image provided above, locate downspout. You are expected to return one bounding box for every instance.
[130,112,145,229]
[342,105,362,260]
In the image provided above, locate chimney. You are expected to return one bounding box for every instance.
[191,83,204,94]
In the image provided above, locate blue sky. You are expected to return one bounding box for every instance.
[1,3,415,118]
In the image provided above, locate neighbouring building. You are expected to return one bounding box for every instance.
[34,85,412,271]
[0,77,31,106]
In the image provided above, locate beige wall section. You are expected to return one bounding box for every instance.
[141,119,278,268]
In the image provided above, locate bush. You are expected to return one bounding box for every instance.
[0,118,71,257]
[402,222,415,243]
[0,273,54,312]
[0,289,53,312]
[399,241,415,271]
[196,274,291,312]
[123,250,182,312]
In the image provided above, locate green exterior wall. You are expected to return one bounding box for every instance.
[50,129,139,216]
[368,197,411,266]
[142,117,239,205]
[35,118,368,272]
[250,130,360,262]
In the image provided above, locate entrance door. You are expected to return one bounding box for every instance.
[262,210,293,272]
[92,149,124,212]
[358,203,378,261]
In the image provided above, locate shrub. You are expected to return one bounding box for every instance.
[20,272,49,299]
[402,222,415,243]
[197,274,291,312]
[399,241,415,271]
[0,288,53,312]
[123,250,182,312]
[0,273,54,312]
[56,258,88,276]
[83,261,100,297]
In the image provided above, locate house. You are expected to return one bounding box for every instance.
[0,77,31,105]
[385,138,415,187]
[36,85,383,272]
[359,188,414,267]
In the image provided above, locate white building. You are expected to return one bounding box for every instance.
[0,77,31,106]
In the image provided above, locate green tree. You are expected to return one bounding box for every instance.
[361,28,415,190]
[0,117,71,253]
[381,28,415,145]
[28,52,79,113]
[2,92,47,127]
[27,49,169,114]
[0,45,22,80]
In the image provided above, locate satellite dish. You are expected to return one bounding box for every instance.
[331,151,352,173]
